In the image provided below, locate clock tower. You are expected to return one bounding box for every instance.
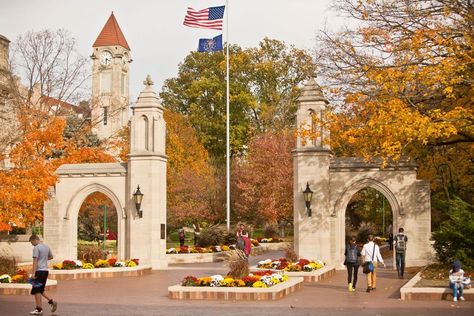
[91,12,131,140]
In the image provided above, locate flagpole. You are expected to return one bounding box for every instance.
[225,0,230,232]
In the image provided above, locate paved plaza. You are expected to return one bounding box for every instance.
[1,250,473,316]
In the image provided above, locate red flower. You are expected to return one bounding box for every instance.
[108,258,117,266]
[252,270,273,276]
[241,275,259,286]
[182,275,198,286]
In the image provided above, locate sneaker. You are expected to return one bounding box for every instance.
[348,283,353,292]
[29,309,43,315]
[49,300,58,312]
[366,287,371,293]
[459,296,465,301]
[453,297,457,302]
[351,286,356,292]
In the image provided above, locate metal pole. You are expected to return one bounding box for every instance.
[225,0,230,232]
[103,205,107,250]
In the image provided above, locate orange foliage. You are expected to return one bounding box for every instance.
[164,110,222,227]
[0,109,114,230]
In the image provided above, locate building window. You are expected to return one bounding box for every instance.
[103,107,108,126]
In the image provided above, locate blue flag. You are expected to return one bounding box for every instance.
[198,34,223,52]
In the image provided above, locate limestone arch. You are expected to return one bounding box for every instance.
[65,183,126,260]
[333,178,401,266]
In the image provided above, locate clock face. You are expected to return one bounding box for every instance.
[100,51,112,65]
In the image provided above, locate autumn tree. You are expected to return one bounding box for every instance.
[165,110,224,228]
[314,0,473,205]
[161,38,314,163]
[232,131,294,226]
[0,108,114,230]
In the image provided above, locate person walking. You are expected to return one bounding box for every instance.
[449,260,466,302]
[361,234,385,293]
[29,234,57,315]
[394,227,408,278]
[388,224,394,250]
[178,227,185,247]
[236,224,251,258]
[344,236,361,292]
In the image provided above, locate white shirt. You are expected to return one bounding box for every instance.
[361,241,384,264]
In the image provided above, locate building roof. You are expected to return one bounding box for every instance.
[41,96,90,117]
[92,13,130,50]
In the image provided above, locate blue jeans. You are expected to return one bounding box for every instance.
[396,252,405,276]
[450,282,464,298]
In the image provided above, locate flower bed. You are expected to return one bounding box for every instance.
[181,270,288,288]
[0,269,28,284]
[52,258,139,270]
[257,258,325,272]
[166,240,260,254]
[256,237,284,243]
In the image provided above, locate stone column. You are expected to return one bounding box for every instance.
[127,76,168,269]
[293,78,333,262]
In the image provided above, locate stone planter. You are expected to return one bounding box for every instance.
[0,279,57,296]
[168,276,304,300]
[250,265,335,283]
[400,272,474,301]
[48,265,151,280]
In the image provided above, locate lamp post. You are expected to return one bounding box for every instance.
[303,183,314,217]
[133,185,144,218]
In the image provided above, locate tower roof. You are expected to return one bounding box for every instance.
[93,13,130,50]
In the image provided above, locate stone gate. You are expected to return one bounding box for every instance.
[43,77,168,269]
[293,78,433,267]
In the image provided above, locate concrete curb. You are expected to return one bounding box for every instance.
[400,272,474,301]
[0,279,57,296]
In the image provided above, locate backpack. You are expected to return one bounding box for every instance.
[346,246,358,264]
[395,234,406,252]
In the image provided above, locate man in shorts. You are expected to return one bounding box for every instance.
[29,234,58,315]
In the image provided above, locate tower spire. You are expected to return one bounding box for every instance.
[93,12,130,50]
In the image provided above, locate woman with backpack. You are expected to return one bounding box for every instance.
[344,236,361,292]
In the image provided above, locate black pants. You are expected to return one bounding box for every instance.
[396,252,405,276]
[346,263,359,288]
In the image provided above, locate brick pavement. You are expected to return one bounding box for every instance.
[1,250,473,316]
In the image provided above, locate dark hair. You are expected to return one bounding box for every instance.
[29,234,40,242]
[399,227,404,233]
[368,234,374,241]
[349,236,356,243]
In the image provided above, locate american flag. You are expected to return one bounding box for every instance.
[183,6,225,30]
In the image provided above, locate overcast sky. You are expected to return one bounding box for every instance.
[0,0,339,102]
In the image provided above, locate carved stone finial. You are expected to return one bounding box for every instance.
[143,75,154,86]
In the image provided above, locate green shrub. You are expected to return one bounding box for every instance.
[432,197,474,269]
[197,226,225,247]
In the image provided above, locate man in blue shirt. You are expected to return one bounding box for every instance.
[29,235,57,315]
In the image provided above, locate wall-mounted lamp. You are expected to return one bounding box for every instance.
[303,182,313,217]
[133,185,144,218]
